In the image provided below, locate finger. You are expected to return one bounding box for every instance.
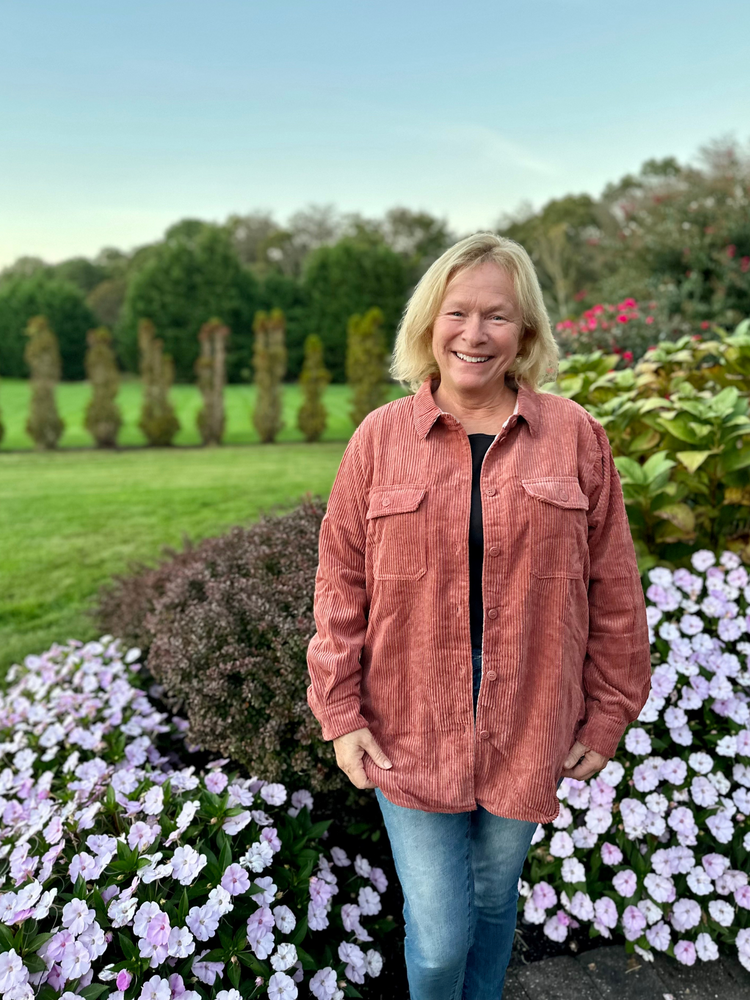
[344,762,376,789]
[361,735,392,770]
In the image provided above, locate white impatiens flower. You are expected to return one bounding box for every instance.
[138,977,173,1000]
[270,943,298,972]
[267,971,298,999]
[598,760,625,787]
[644,873,675,904]
[690,776,719,808]
[612,870,637,898]
[671,898,702,932]
[584,807,612,834]
[167,926,195,958]
[624,728,652,755]
[637,898,663,925]
[171,845,208,885]
[365,949,383,977]
[717,735,737,758]
[561,858,586,884]
[686,867,713,896]
[548,832,574,858]
[689,753,712,776]
[142,785,164,815]
[259,783,287,807]
[708,899,735,927]
[273,904,296,934]
[706,811,735,845]
[695,933,719,962]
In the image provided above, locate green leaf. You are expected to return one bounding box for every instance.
[80,987,109,1000]
[0,924,15,950]
[658,414,700,443]
[289,914,308,946]
[118,932,139,961]
[24,954,48,973]
[307,819,333,839]
[613,456,645,483]
[178,888,189,924]
[675,450,713,473]
[343,986,363,998]
[721,445,750,474]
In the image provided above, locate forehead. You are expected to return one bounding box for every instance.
[443,261,517,303]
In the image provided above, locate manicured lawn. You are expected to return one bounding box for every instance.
[0,379,409,449]
[0,442,354,678]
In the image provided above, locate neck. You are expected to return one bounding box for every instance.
[432,375,517,423]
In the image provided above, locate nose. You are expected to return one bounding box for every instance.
[463,312,489,346]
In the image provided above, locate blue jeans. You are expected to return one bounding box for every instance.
[373,647,539,999]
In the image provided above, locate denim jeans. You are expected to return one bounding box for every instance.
[373,647,540,999]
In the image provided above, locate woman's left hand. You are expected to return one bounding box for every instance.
[560,740,609,781]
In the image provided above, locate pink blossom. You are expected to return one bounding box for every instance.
[674,940,697,965]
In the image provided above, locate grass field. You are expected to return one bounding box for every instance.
[0,376,410,677]
[0,442,359,677]
[0,378,409,449]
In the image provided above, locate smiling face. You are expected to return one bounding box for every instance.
[431,261,524,397]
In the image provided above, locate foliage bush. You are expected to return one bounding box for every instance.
[138,320,181,447]
[94,498,352,797]
[521,548,750,972]
[297,335,331,443]
[0,638,389,1000]
[0,273,96,380]
[24,316,65,450]
[551,319,750,570]
[195,319,229,446]
[252,310,287,444]
[84,326,122,448]
[345,308,387,429]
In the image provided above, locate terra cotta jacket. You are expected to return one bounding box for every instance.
[306,376,651,822]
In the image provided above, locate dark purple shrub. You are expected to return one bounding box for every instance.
[94,497,352,794]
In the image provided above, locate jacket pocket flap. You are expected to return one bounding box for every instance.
[521,477,589,510]
[367,485,427,518]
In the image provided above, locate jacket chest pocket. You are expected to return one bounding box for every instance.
[366,485,428,581]
[520,476,589,579]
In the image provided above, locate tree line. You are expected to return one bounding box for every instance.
[1,135,748,388]
[0,307,389,449]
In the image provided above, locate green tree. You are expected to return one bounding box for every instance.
[346,306,388,427]
[302,236,408,383]
[257,271,310,381]
[117,224,260,381]
[297,334,331,442]
[0,273,96,379]
[24,316,65,449]
[84,326,122,447]
[137,319,180,446]
[195,318,228,446]
[252,309,287,443]
[52,257,108,295]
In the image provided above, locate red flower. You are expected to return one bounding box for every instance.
[741,257,750,273]
[616,314,629,324]
[726,244,737,258]
[574,289,588,301]
[700,322,710,330]
[645,316,654,325]
[622,297,637,309]
[623,351,633,362]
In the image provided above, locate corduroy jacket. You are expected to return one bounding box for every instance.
[306,376,651,822]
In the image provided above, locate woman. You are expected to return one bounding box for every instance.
[306,232,651,999]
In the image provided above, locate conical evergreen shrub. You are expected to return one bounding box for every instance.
[137,319,181,446]
[252,308,287,443]
[346,306,387,427]
[24,315,65,449]
[84,326,122,447]
[195,318,229,446]
[297,333,330,442]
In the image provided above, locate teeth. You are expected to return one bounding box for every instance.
[455,352,490,363]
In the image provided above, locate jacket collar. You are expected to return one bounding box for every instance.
[412,375,539,439]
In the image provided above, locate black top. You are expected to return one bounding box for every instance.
[467,433,496,651]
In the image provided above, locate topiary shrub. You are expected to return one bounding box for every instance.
[94,497,350,796]
[297,333,331,442]
[24,314,65,449]
[84,325,122,447]
[195,317,228,445]
[252,308,287,443]
[138,318,181,446]
[346,306,387,428]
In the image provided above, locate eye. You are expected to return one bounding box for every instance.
[491,314,506,321]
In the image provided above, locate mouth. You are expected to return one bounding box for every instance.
[453,351,492,364]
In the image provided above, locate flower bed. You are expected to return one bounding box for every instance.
[520,549,750,971]
[0,639,391,1000]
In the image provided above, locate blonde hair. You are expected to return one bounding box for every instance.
[390,231,559,393]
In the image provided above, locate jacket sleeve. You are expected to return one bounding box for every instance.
[306,428,371,741]
[575,419,652,759]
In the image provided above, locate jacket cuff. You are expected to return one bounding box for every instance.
[575,713,628,760]
[307,686,369,741]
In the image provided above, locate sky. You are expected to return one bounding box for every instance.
[1,0,749,268]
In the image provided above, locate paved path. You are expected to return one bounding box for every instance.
[504,945,750,1000]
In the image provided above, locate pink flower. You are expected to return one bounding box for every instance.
[116,970,133,991]
[674,940,697,966]
[613,870,637,898]
[532,882,557,911]
[600,843,623,866]
[221,864,250,896]
[622,905,647,941]
[734,885,750,910]
[205,772,228,795]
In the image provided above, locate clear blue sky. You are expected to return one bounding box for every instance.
[2,0,749,267]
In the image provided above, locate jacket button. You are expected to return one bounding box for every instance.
[558,490,569,501]
[485,487,496,496]
[479,730,490,740]
[485,670,497,681]
[487,608,498,620]
[488,546,500,557]
[381,498,391,507]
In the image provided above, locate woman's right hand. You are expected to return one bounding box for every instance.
[333,727,392,789]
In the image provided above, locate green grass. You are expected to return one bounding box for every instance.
[0,443,356,677]
[0,378,410,677]
[0,378,409,449]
